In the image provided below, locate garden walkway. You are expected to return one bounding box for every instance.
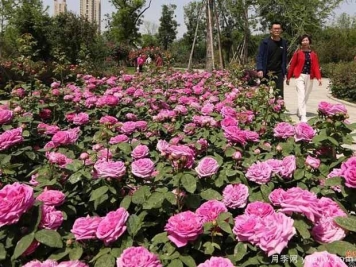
[284,78,356,150]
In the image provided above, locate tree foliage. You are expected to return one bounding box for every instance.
[157,4,178,50]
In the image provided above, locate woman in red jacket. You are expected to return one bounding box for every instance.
[286,34,322,122]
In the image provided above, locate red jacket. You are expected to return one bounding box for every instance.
[287,50,321,80]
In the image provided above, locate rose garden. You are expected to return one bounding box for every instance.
[0,65,356,267]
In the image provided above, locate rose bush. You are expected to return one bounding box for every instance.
[0,68,355,266]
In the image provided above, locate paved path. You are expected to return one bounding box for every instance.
[284,78,356,123]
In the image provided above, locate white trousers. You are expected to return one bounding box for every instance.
[295,74,314,117]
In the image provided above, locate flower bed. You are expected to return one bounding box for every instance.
[0,69,356,267]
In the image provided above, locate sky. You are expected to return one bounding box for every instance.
[43,0,356,37]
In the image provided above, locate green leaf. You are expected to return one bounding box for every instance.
[0,243,6,260]
[132,186,151,204]
[325,177,343,186]
[294,169,305,180]
[294,218,311,239]
[179,255,196,267]
[328,136,339,146]
[203,241,215,254]
[48,248,70,261]
[68,172,83,184]
[225,147,236,157]
[200,189,222,200]
[152,232,168,244]
[1,155,11,165]
[120,195,131,209]
[35,229,63,248]
[95,254,116,267]
[226,169,238,177]
[260,184,272,202]
[90,186,109,201]
[90,248,111,263]
[319,241,356,256]
[143,192,164,209]
[12,233,35,259]
[25,151,36,160]
[217,220,233,234]
[234,242,247,261]
[334,216,356,232]
[181,173,197,193]
[127,215,142,237]
[167,259,184,267]
[118,143,132,154]
[69,246,83,260]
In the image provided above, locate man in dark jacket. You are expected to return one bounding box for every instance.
[256,22,288,99]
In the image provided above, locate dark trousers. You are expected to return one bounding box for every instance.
[262,71,284,99]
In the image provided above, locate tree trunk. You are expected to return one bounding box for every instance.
[205,0,214,71]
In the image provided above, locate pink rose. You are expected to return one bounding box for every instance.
[22,240,40,256]
[265,159,282,175]
[245,201,275,218]
[156,140,170,155]
[197,257,234,267]
[109,134,129,144]
[37,189,65,206]
[0,109,13,124]
[167,145,195,169]
[233,214,261,244]
[220,117,238,129]
[222,184,249,209]
[312,217,346,243]
[223,126,247,145]
[0,127,23,151]
[39,205,63,230]
[195,157,219,178]
[294,122,316,142]
[305,155,321,169]
[116,246,162,267]
[196,200,227,223]
[279,155,296,179]
[99,115,118,125]
[71,215,102,240]
[316,197,347,220]
[57,261,89,267]
[93,159,126,179]
[72,112,90,125]
[131,158,155,179]
[51,127,80,146]
[273,122,295,138]
[342,166,356,188]
[255,212,296,256]
[269,187,319,223]
[303,251,347,267]
[23,260,55,267]
[165,211,203,247]
[120,121,137,135]
[131,145,150,159]
[0,182,34,227]
[245,161,272,184]
[96,207,129,245]
[47,152,73,168]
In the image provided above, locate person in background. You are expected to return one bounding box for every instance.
[256,21,288,99]
[137,54,145,73]
[155,54,163,67]
[286,34,322,122]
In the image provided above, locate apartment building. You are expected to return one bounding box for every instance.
[80,0,101,33]
[54,0,67,16]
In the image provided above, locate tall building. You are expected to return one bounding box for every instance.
[54,0,67,16]
[80,0,101,33]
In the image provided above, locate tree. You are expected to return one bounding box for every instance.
[157,4,178,50]
[108,0,152,46]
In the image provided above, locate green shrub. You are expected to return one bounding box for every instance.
[328,61,356,102]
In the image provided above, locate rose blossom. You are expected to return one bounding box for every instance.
[303,251,347,267]
[279,155,296,179]
[222,184,249,209]
[167,145,195,169]
[245,201,275,218]
[99,115,118,125]
[57,261,89,267]
[96,207,129,245]
[197,257,234,267]
[273,122,295,138]
[51,127,80,146]
[233,214,261,244]
[255,212,296,256]
[0,182,34,227]
[0,127,24,151]
[294,122,316,142]
[311,217,346,243]
[93,159,126,179]
[116,246,162,267]
[47,152,73,168]
[23,260,56,267]
[131,144,150,159]
[131,158,155,179]
[265,159,282,175]
[195,157,219,178]
[342,166,356,188]
[245,161,272,184]
[0,109,13,124]
[39,205,63,230]
[37,189,65,206]
[223,126,247,145]
[109,134,129,144]
[165,211,203,247]
[305,155,321,169]
[196,200,227,223]
[72,112,90,125]
[71,215,102,240]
